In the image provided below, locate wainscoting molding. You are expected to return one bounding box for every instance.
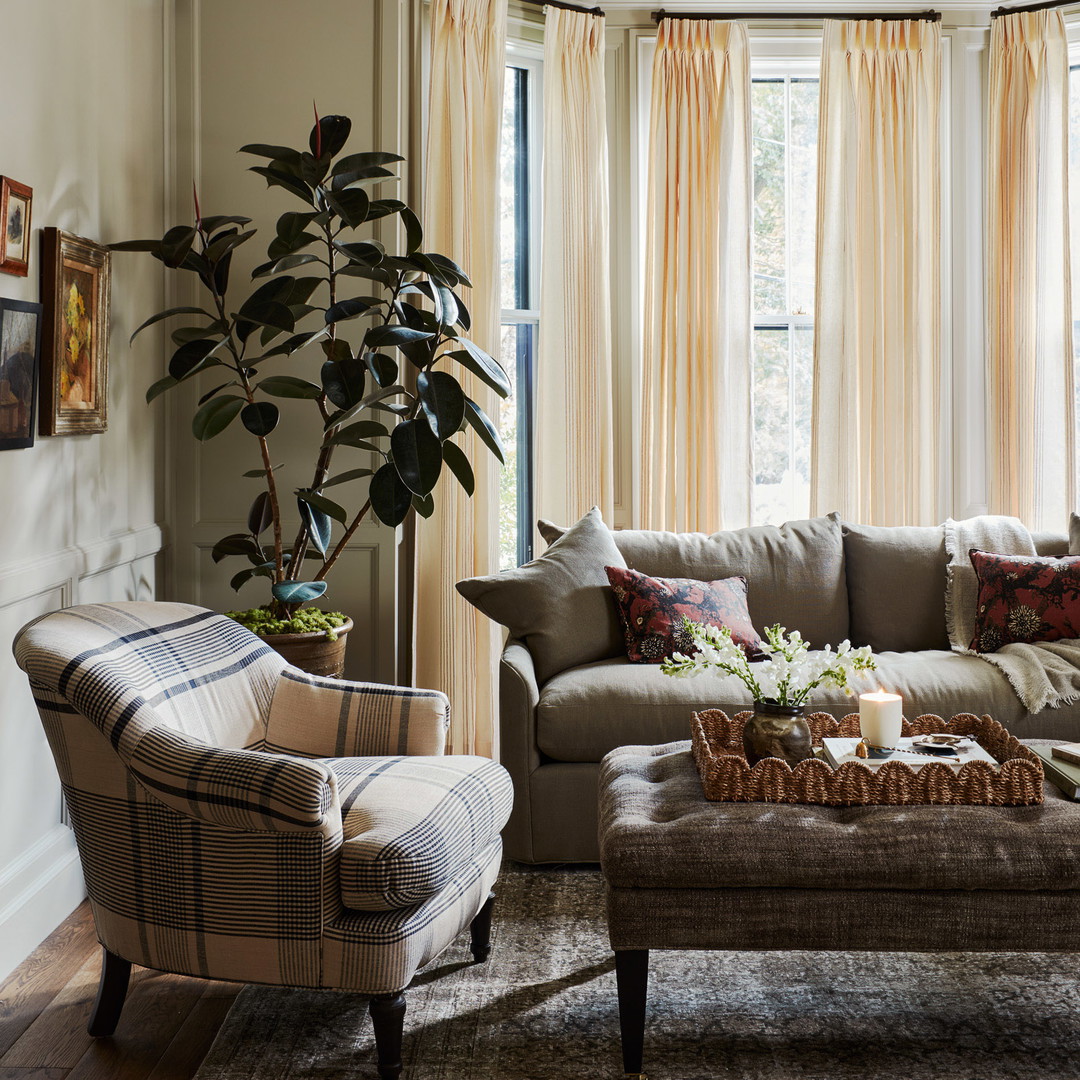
[0,522,163,983]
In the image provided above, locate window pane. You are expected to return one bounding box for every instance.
[753,80,787,315]
[500,66,528,312]
[789,79,819,316]
[753,325,812,525]
[753,326,791,523]
[792,323,813,515]
[497,322,535,571]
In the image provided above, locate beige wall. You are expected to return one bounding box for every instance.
[0,0,167,980]
[169,0,412,681]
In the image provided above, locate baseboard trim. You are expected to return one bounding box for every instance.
[0,825,85,984]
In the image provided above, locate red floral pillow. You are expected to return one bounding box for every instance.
[968,549,1080,653]
[605,565,764,664]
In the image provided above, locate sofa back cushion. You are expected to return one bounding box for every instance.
[610,513,849,648]
[843,522,950,652]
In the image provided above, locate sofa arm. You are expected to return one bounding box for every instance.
[128,726,339,834]
[264,668,449,759]
[499,639,542,862]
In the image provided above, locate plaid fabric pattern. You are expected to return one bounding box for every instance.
[328,756,513,911]
[266,667,450,758]
[130,727,337,833]
[324,836,503,994]
[13,601,510,996]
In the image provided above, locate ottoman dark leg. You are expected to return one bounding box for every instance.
[369,992,407,1080]
[615,948,649,1077]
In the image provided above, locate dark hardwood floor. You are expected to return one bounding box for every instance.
[0,903,239,1080]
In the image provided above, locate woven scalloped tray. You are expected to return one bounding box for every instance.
[690,710,1044,806]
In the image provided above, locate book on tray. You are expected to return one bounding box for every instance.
[821,737,997,772]
[1031,746,1080,800]
[1051,742,1080,767]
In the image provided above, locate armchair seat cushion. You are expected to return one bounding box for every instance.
[327,755,513,912]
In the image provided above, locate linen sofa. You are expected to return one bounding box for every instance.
[478,512,1080,864]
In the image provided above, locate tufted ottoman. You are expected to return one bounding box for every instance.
[599,739,1080,1077]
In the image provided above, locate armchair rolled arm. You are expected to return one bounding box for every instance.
[264,668,450,759]
[128,726,338,834]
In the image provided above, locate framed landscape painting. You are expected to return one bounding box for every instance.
[0,299,42,450]
[40,228,110,435]
[0,177,32,277]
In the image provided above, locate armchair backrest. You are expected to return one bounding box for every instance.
[14,601,287,755]
[11,603,342,983]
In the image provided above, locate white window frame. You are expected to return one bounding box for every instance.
[500,46,543,567]
[750,56,820,524]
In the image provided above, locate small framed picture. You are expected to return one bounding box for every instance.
[0,177,32,276]
[40,227,110,436]
[0,298,42,450]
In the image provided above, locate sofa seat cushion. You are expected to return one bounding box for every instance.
[326,755,513,912]
[599,739,1080,892]
[537,651,1045,762]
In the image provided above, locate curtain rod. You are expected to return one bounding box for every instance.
[992,0,1077,17]
[518,0,605,15]
[652,7,940,21]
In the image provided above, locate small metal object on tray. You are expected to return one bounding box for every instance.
[690,711,1044,807]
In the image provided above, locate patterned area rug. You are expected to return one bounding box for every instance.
[194,865,1080,1080]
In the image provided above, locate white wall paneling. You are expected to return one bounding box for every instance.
[0,0,168,981]
[167,0,409,683]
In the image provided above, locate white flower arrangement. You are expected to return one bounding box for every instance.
[660,619,877,708]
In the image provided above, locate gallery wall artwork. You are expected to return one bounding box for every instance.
[40,227,110,435]
[0,298,42,450]
[0,177,32,277]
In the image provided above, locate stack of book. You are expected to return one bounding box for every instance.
[1031,742,1080,800]
[821,737,998,772]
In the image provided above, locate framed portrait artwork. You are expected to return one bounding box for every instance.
[40,228,110,435]
[0,299,42,450]
[0,177,32,277]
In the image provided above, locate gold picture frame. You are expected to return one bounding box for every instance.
[0,177,32,277]
[40,228,111,435]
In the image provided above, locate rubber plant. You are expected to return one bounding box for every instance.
[111,110,507,632]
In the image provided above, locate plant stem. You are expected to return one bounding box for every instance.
[199,229,285,584]
[313,499,371,582]
[286,212,340,582]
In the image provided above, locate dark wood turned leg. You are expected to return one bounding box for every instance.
[87,947,131,1037]
[369,992,407,1080]
[615,949,649,1077]
[469,891,496,963]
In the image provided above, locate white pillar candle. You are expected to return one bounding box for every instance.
[859,690,903,748]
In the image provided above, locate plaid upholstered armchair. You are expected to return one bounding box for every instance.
[14,602,512,1080]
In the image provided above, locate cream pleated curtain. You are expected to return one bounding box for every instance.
[639,18,753,533]
[414,0,506,756]
[986,10,1075,532]
[536,7,614,530]
[810,18,942,526]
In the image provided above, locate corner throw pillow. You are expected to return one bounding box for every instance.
[456,507,627,685]
[605,566,764,663]
[968,549,1080,653]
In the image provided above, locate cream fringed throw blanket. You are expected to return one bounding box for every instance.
[945,516,1080,714]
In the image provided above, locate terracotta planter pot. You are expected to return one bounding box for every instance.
[260,617,353,678]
